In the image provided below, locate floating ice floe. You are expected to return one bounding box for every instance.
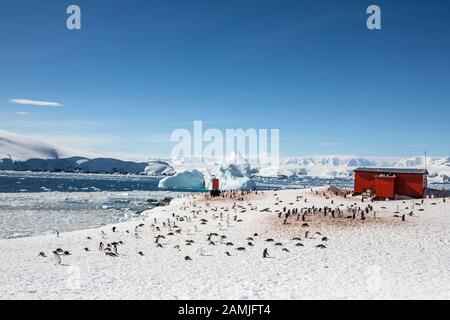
[158,169,205,189]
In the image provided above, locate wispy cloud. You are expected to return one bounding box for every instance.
[8,99,64,107]
[15,111,29,116]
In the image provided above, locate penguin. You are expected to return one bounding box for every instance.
[295,243,304,247]
[52,251,62,266]
[38,252,46,257]
[263,248,269,258]
[225,251,231,256]
[112,226,117,233]
[84,247,89,252]
[99,242,104,251]
[402,214,406,222]
[265,238,274,242]
[112,243,118,255]
[274,242,283,246]
[282,248,290,253]
[101,231,107,239]
[248,242,254,247]
[185,256,192,261]
[64,251,71,256]
[236,247,246,251]
[137,251,144,256]
[305,231,310,239]
[292,237,302,241]
[316,244,326,249]
[322,237,329,242]
[55,230,60,238]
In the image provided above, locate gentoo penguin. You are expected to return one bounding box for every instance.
[99,242,104,251]
[55,230,60,238]
[263,248,269,258]
[185,256,192,261]
[274,242,283,246]
[282,248,290,252]
[402,214,406,222]
[38,252,46,257]
[248,242,254,247]
[52,251,62,266]
[305,231,309,239]
[316,244,326,249]
[137,251,144,256]
[84,247,89,252]
[112,243,118,255]
[292,237,302,241]
[112,226,116,233]
[322,237,329,242]
[295,243,304,247]
[64,251,71,256]
[225,251,231,256]
[236,247,246,251]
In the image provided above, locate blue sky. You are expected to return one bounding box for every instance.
[1,0,449,159]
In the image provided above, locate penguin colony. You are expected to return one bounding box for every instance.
[38,187,434,265]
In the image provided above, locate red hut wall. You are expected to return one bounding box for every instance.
[395,173,426,198]
[212,178,219,191]
[354,171,427,198]
[375,176,396,198]
[354,172,378,193]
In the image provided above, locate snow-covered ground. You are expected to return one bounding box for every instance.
[0,188,449,300]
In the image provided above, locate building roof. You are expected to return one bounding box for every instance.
[354,167,429,175]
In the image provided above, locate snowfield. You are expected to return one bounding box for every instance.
[0,188,449,300]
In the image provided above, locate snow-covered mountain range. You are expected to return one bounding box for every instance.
[1,130,449,183]
[0,130,174,176]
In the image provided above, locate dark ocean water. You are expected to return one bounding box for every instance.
[0,171,447,193]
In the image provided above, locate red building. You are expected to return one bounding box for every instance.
[354,168,428,199]
[210,178,220,197]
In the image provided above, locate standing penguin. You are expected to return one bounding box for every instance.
[263,248,269,258]
[99,242,104,251]
[52,251,62,266]
[55,230,60,238]
[112,243,118,256]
